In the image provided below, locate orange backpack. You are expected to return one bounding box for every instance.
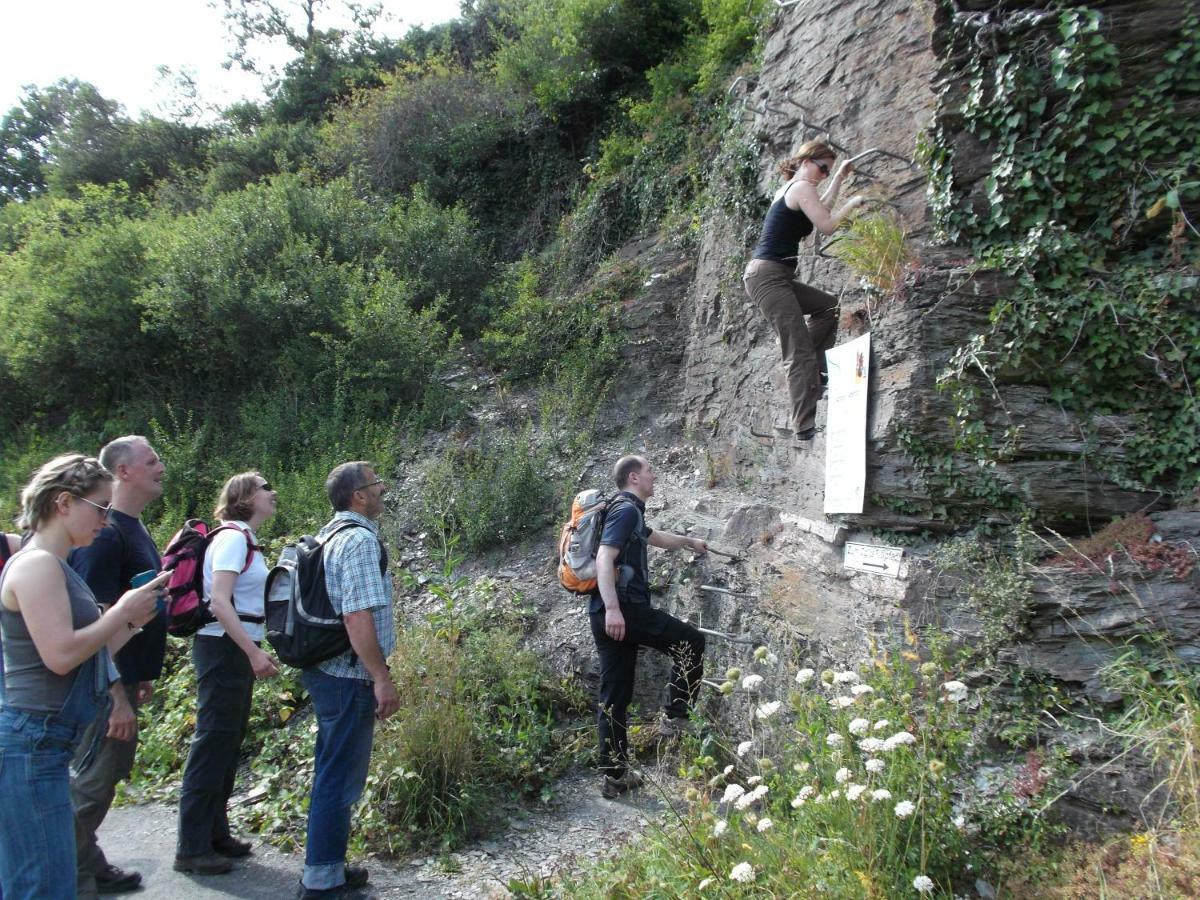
[557,489,612,594]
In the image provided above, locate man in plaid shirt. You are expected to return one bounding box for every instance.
[297,461,398,900]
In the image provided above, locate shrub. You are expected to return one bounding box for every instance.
[417,426,556,553]
[569,638,1057,897]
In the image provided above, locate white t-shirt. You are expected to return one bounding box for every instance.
[197,521,269,642]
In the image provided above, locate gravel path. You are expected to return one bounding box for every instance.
[100,769,676,898]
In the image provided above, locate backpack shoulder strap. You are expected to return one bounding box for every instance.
[319,521,387,575]
[209,523,262,574]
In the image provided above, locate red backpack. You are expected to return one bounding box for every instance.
[160,519,258,637]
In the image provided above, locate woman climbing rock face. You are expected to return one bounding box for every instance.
[743,138,866,447]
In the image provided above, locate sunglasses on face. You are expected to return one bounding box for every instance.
[258,482,273,493]
[78,496,113,519]
[813,160,831,175]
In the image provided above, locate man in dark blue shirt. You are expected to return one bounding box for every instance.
[590,455,707,799]
[69,436,167,896]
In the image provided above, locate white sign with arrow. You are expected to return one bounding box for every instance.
[843,542,904,578]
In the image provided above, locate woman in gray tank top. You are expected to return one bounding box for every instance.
[0,454,167,900]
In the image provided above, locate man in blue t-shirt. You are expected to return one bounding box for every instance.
[69,435,167,897]
[590,454,708,799]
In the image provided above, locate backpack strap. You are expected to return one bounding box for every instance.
[321,520,387,575]
[209,523,262,574]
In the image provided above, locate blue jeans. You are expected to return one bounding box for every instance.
[0,709,85,900]
[301,668,376,891]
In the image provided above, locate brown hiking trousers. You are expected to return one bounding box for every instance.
[743,258,838,433]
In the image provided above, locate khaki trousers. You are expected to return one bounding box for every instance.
[743,258,838,432]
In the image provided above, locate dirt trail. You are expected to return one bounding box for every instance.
[100,769,676,898]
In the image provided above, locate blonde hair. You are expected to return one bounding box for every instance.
[780,139,837,179]
[213,471,263,522]
[19,454,113,532]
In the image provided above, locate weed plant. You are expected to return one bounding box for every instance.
[569,635,1056,897]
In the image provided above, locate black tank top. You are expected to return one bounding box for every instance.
[751,187,814,265]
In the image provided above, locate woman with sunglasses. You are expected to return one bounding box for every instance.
[743,138,866,447]
[0,454,165,899]
[175,472,280,876]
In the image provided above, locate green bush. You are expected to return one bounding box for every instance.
[417,426,556,553]
[480,257,625,381]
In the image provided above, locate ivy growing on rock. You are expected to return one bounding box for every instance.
[923,4,1200,496]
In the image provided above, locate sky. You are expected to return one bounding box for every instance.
[0,0,464,119]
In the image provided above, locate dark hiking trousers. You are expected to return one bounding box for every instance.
[176,634,254,858]
[589,603,706,777]
[743,257,838,433]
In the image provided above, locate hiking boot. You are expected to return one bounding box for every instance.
[212,835,253,857]
[95,864,142,894]
[602,770,645,799]
[173,852,233,875]
[296,866,369,899]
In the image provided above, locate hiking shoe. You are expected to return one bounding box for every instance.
[95,864,142,894]
[212,835,253,857]
[602,770,645,799]
[296,867,369,899]
[173,852,233,875]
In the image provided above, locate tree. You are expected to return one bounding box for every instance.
[0,80,119,203]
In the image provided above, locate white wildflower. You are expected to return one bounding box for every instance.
[713,820,727,838]
[795,667,816,684]
[913,875,935,894]
[741,674,764,691]
[792,786,815,807]
[851,684,875,696]
[723,764,735,776]
[835,767,852,784]
[722,784,745,804]
[827,789,840,800]
[894,800,916,818]
[865,758,886,774]
[757,817,774,832]
[834,670,861,684]
[830,696,857,709]
[954,815,966,830]
[736,741,753,757]
[884,731,917,751]
[735,784,769,810]
[846,784,867,801]
[871,788,892,801]
[755,700,782,720]
[746,775,763,786]
[698,876,715,891]
[873,719,890,731]
[857,737,886,753]
[766,651,779,665]
[729,862,755,883]
[848,718,870,736]
[826,733,845,748]
[942,680,968,703]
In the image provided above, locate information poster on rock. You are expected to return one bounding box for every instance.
[823,332,871,514]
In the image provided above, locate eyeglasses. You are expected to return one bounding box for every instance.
[813,160,831,176]
[258,482,273,493]
[355,479,386,493]
[78,496,113,519]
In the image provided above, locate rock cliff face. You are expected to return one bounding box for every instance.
[396,0,1197,836]
[559,0,1197,831]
